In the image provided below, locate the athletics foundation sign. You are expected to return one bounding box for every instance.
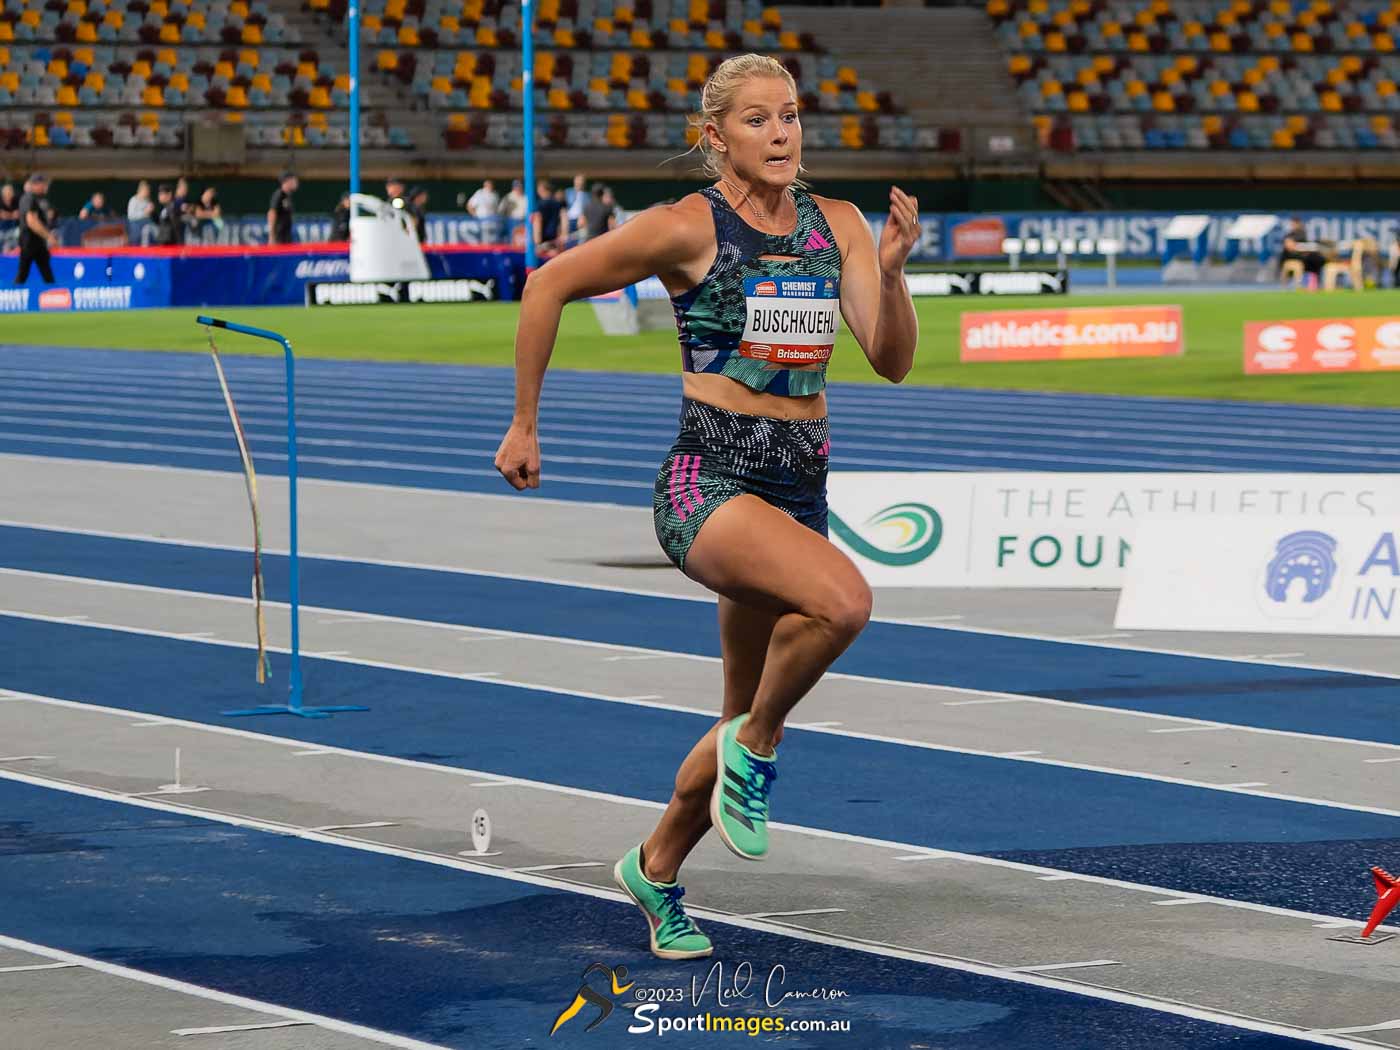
[826,472,1398,588]
[1117,517,1400,635]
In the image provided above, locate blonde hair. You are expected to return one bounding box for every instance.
[682,53,808,184]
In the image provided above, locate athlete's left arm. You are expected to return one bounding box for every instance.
[827,191,921,383]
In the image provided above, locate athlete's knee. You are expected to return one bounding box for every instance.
[809,580,872,644]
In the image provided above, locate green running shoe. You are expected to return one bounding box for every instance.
[613,845,713,960]
[711,713,778,861]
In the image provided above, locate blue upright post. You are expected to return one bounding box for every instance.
[197,315,368,719]
[522,0,537,270]
[348,0,361,196]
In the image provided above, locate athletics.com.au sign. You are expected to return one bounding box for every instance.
[960,305,1183,362]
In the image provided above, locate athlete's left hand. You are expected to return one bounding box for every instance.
[878,187,921,277]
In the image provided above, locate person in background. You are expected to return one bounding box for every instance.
[14,172,57,284]
[1281,216,1325,289]
[385,176,407,211]
[267,171,297,245]
[0,182,18,220]
[467,178,501,243]
[153,183,181,246]
[79,191,111,221]
[409,186,430,243]
[564,173,588,243]
[533,178,564,257]
[331,191,352,241]
[173,175,193,237]
[126,179,153,222]
[581,182,614,241]
[192,186,223,242]
[499,178,528,222]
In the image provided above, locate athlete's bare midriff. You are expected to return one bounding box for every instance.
[682,372,828,421]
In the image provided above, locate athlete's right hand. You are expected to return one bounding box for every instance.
[494,423,541,490]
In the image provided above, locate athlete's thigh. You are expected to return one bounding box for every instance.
[684,493,868,620]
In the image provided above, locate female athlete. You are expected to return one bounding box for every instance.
[495,53,920,959]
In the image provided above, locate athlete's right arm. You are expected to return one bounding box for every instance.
[495,200,708,490]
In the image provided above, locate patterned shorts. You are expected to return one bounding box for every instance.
[653,399,830,571]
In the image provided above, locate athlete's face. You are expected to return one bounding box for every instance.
[712,77,801,189]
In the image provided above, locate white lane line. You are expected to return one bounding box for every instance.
[1313,921,1358,930]
[1008,960,1121,974]
[0,962,79,973]
[1219,782,1270,789]
[0,768,1382,1050]
[308,822,399,833]
[742,909,847,919]
[1152,898,1210,907]
[511,862,607,873]
[317,616,372,625]
[307,650,351,658]
[899,615,965,623]
[1259,653,1307,660]
[1064,633,1135,641]
[791,721,844,729]
[173,1021,312,1037]
[1364,758,1400,764]
[0,933,445,1050]
[602,654,679,662]
[292,749,334,757]
[893,852,954,862]
[7,567,1400,761]
[1313,1020,1400,1036]
[5,517,1396,682]
[6,609,1400,821]
[943,698,1027,708]
[1149,725,1228,735]
[998,750,1043,758]
[1037,875,1080,881]
[0,755,54,762]
[129,720,171,728]
[6,688,1400,936]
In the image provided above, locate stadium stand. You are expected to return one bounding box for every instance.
[993,0,1400,150]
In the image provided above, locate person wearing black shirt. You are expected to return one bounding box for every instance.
[385,177,407,212]
[331,192,351,241]
[408,186,429,243]
[14,172,56,284]
[533,179,565,257]
[267,171,298,245]
[153,183,182,246]
[581,183,614,242]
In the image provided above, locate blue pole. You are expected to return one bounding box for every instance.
[522,0,537,270]
[196,315,367,719]
[349,0,361,197]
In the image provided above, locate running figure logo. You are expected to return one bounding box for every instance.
[550,963,634,1036]
[1263,530,1338,605]
[828,502,943,567]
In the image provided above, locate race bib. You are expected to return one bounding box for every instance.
[738,275,840,368]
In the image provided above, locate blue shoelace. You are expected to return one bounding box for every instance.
[657,884,698,940]
[734,751,779,821]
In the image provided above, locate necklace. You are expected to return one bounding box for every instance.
[720,178,793,229]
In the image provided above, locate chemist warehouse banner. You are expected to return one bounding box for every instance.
[826,472,1400,588]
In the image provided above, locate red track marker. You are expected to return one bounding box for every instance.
[1361,866,1400,939]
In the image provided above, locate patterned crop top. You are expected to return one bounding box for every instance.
[671,186,843,398]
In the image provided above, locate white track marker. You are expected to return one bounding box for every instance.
[466,780,515,788]
[602,654,676,662]
[291,749,334,757]
[512,862,606,873]
[1149,725,1227,734]
[1037,875,1079,881]
[0,756,53,762]
[0,962,78,974]
[1009,960,1121,974]
[307,650,350,658]
[742,908,846,920]
[1065,633,1135,641]
[893,852,954,862]
[943,697,1026,707]
[129,720,170,728]
[899,615,965,623]
[999,751,1043,758]
[1258,653,1306,660]
[1220,782,1270,789]
[459,808,500,858]
[790,721,844,730]
[173,1021,311,1037]
[1153,897,1209,906]
[1364,758,1400,764]
[308,822,398,833]
[140,748,208,796]
[1313,1020,1400,1036]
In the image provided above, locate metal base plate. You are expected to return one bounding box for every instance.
[1327,931,1396,945]
[223,705,370,719]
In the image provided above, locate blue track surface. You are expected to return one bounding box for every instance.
[2,348,1400,509]
[3,616,1395,921]
[0,777,1330,1049]
[4,524,1398,744]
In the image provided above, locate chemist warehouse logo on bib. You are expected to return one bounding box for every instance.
[829,503,943,567]
[754,280,778,297]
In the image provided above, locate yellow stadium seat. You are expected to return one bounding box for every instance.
[132,58,152,78]
[83,71,104,91]
[1325,67,1347,85]
[56,83,78,105]
[236,47,257,67]
[1067,89,1089,111]
[138,110,159,127]
[667,76,686,94]
[743,18,761,35]
[158,23,180,42]
[185,10,203,28]
[1102,19,1121,36]
[1347,21,1366,38]
[986,0,1009,15]
[52,110,74,128]
[454,53,476,75]
[1381,10,1398,28]
[686,54,708,82]
[1243,67,1263,85]
[1045,30,1066,51]
[1379,79,1398,96]
[552,28,575,46]
[760,5,781,28]
[431,75,451,92]
[614,6,633,24]
[141,84,162,105]
[1153,89,1175,111]
[447,112,468,129]
[1151,0,1171,14]
[1372,114,1391,132]
[539,0,559,18]
[65,0,85,15]
[820,78,839,95]
[631,28,651,47]
[475,25,497,44]
[509,74,522,90]
[1040,78,1062,96]
[1128,31,1149,51]
[222,111,243,124]
[333,72,350,91]
[76,22,98,41]
[169,71,188,90]
[1265,21,1284,37]
[228,0,247,16]
[1296,10,1316,27]
[439,14,460,30]
[283,126,306,146]
[1376,32,1396,51]
[464,0,484,20]
[376,49,396,71]
[1134,9,1154,26]
[214,60,234,79]
[548,86,570,108]
[0,71,16,90]
[840,116,861,148]
[589,76,608,92]
[1340,54,1362,74]
[1126,78,1148,96]
[1174,55,1197,73]
[1269,0,1289,13]
[308,0,329,8]
[1202,114,1223,134]
[594,16,613,32]
[1075,66,1098,86]
[1320,89,1341,110]
[609,52,630,79]
[856,89,877,111]
[149,0,167,15]
[32,124,48,147]
[469,78,490,106]
[1093,54,1115,73]
[1008,54,1031,75]
[1017,19,1036,37]
[47,57,67,76]
[1183,19,1203,37]
[226,84,248,107]
[1027,0,1048,13]
[309,85,331,108]
[705,28,725,48]
[1258,55,1280,72]
[1287,114,1309,132]
[626,87,649,109]
[362,13,381,30]
[536,51,555,80]
[837,65,858,87]
[102,9,122,26]
[296,60,316,78]
[0,47,8,68]
[1210,31,1231,51]
[1162,67,1181,86]
[241,24,262,43]
[1237,90,1259,111]
[1292,32,1313,51]
[1209,78,1230,95]
[397,25,419,45]
[308,112,328,129]
[778,29,798,48]
[19,10,39,27]
[1052,9,1073,27]
[1217,10,1236,26]
[1070,0,1091,15]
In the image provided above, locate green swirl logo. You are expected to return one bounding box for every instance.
[829,502,943,566]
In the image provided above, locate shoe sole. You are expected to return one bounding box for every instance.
[710,719,767,862]
[612,858,713,961]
